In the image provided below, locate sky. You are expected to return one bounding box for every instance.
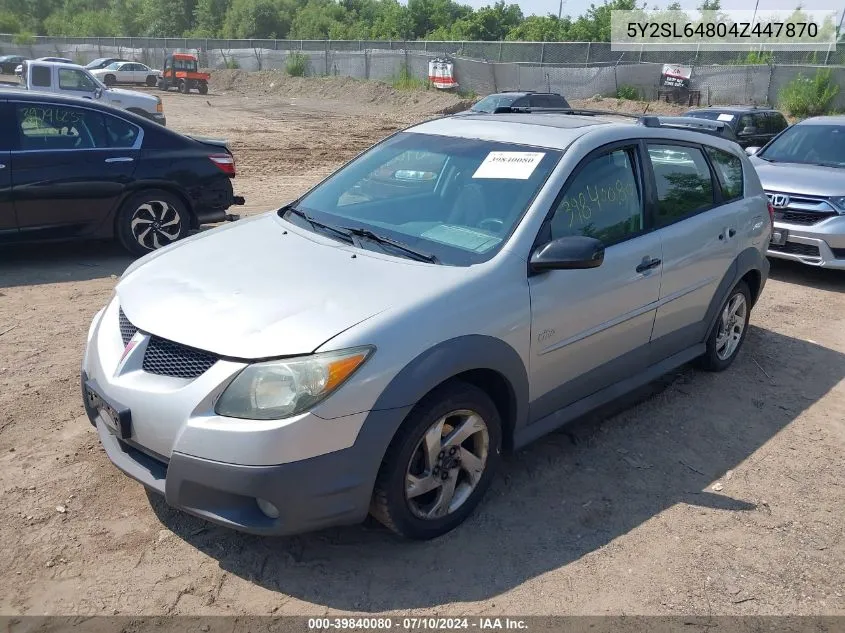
[463,0,845,20]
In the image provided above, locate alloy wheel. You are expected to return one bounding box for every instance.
[130,201,182,250]
[405,409,490,520]
[715,292,747,360]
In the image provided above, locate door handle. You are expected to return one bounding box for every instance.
[105,157,134,163]
[728,228,736,238]
[0,163,5,169]
[636,257,662,273]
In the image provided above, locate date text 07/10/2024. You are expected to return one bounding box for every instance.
[307,617,529,631]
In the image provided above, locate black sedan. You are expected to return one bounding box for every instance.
[0,90,245,255]
[0,55,27,74]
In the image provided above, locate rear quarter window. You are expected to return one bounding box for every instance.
[31,65,51,88]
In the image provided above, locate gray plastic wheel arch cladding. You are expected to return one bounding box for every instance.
[369,334,529,448]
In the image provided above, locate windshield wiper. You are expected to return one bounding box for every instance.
[340,227,439,264]
[285,207,356,245]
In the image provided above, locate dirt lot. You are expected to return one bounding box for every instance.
[0,74,843,617]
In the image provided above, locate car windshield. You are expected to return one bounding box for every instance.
[85,59,105,68]
[104,62,121,69]
[471,94,520,113]
[284,132,562,266]
[757,123,845,167]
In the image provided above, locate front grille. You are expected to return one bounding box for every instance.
[142,336,218,379]
[775,210,837,226]
[766,191,838,227]
[118,306,218,379]
[118,308,138,346]
[769,242,821,258]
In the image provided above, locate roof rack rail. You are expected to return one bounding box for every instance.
[492,106,643,119]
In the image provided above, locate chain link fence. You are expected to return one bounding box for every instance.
[2,34,843,108]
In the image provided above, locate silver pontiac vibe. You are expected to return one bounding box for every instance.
[82,111,771,540]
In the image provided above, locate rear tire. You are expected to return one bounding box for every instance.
[695,281,751,372]
[370,381,502,540]
[103,74,116,86]
[198,81,208,95]
[158,79,168,91]
[115,190,189,256]
[177,79,188,94]
[146,75,157,87]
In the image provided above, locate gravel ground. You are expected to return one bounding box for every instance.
[0,75,843,617]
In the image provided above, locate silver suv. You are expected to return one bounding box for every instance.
[81,111,771,540]
[747,116,845,269]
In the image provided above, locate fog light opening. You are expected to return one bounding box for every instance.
[256,498,279,519]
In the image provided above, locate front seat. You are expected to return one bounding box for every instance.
[446,182,487,228]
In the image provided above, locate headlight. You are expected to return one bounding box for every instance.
[829,196,845,213]
[214,346,374,420]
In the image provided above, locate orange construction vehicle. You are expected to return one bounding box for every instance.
[157,53,209,94]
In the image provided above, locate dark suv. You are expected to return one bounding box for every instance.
[683,106,788,149]
[467,91,571,114]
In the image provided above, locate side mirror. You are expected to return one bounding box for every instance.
[745,146,761,156]
[94,87,103,99]
[529,235,605,273]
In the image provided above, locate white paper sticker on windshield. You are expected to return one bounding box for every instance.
[472,151,545,180]
[717,113,735,122]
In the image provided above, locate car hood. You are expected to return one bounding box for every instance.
[750,158,845,197]
[116,213,473,359]
[105,87,158,104]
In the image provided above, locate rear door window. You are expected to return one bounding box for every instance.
[647,144,715,226]
[104,113,141,149]
[31,65,51,88]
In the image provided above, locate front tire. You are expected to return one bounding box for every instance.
[115,190,189,256]
[370,382,501,540]
[198,81,208,95]
[696,281,751,372]
[178,79,188,93]
[146,75,157,87]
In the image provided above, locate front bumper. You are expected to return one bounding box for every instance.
[81,300,406,535]
[86,398,405,535]
[767,216,845,270]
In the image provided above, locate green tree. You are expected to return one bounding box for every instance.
[506,15,571,41]
[140,0,198,36]
[0,9,21,32]
[221,0,292,38]
[455,1,522,40]
[190,0,230,35]
[44,9,121,34]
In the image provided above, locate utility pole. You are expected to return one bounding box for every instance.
[558,0,566,21]
[752,0,760,24]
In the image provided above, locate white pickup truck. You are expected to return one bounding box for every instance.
[2,60,166,126]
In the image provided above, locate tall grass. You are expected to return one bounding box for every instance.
[285,52,308,77]
[778,69,840,118]
[616,84,641,100]
[392,63,429,91]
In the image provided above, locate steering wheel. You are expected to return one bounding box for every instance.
[477,217,505,233]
